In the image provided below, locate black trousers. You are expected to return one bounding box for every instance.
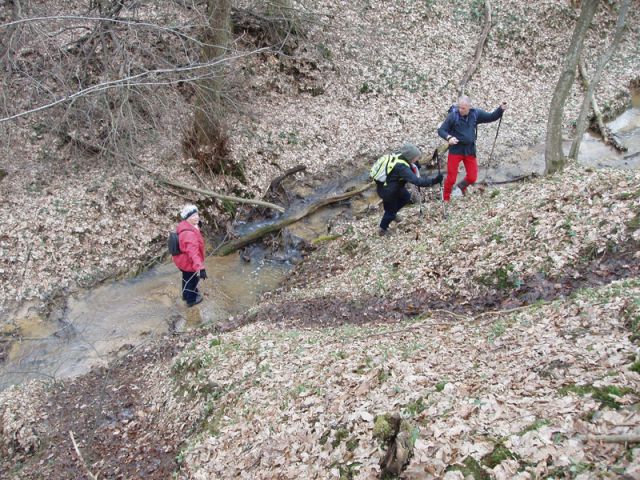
[379,187,411,230]
[181,270,200,303]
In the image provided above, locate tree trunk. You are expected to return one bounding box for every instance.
[544,0,600,175]
[569,0,630,159]
[193,0,232,147]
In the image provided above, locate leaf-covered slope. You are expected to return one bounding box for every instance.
[165,283,640,479]
[149,166,640,479]
[250,165,640,324]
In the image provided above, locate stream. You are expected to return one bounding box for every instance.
[1,99,639,391]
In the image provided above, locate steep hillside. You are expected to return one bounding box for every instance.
[2,166,639,478]
[1,1,640,478]
[1,0,638,320]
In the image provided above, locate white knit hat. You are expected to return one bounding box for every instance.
[180,204,198,220]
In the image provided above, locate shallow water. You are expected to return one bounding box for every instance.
[0,253,288,390]
[485,100,640,182]
[2,101,639,391]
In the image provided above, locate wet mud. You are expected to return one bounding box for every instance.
[238,239,640,331]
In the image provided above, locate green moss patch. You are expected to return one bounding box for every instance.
[559,384,635,409]
[446,456,490,480]
[481,443,519,469]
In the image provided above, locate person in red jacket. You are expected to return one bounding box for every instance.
[172,204,207,307]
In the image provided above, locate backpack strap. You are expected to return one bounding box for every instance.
[384,155,409,186]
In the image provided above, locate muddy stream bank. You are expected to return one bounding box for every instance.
[1,100,639,391]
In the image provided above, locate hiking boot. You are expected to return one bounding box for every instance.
[456,180,469,195]
[186,294,203,307]
[378,228,387,236]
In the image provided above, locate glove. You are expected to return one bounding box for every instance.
[433,173,444,185]
[199,269,208,280]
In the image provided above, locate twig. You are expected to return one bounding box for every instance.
[476,173,537,186]
[128,160,285,212]
[190,166,209,188]
[69,430,99,480]
[580,434,640,444]
[0,48,269,124]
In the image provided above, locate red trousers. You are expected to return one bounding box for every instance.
[444,153,477,201]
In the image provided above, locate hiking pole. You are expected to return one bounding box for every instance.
[433,149,447,220]
[486,115,503,186]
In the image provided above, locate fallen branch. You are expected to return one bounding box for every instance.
[128,160,285,213]
[213,181,373,255]
[580,433,640,444]
[476,173,537,186]
[458,0,492,96]
[69,430,99,480]
[160,178,285,212]
[570,0,630,158]
[576,58,627,153]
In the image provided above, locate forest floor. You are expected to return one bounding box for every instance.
[2,164,640,479]
[1,0,640,479]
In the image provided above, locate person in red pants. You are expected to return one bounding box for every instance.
[437,96,506,201]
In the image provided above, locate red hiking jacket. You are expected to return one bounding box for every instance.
[172,221,205,272]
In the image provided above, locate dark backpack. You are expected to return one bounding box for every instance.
[448,104,478,140]
[167,231,181,256]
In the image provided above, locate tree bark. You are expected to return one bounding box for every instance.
[213,181,373,256]
[193,0,232,147]
[458,0,492,97]
[569,0,630,158]
[544,0,600,175]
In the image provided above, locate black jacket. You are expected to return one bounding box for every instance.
[376,161,438,199]
[438,106,504,155]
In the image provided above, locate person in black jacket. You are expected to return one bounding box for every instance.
[437,95,506,201]
[375,143,443,235]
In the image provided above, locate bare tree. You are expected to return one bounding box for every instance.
[188,0,232,172]
[569,0,630,159]
[544,0,600,175]
[0,1,282,165]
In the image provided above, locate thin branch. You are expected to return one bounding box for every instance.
[190,166,209,188]
[580,434,640,444]
[0,48,268,124]
[69,430,99,480]
[161,178,285,213]
[127,159,284,212]
[0,16,210,47]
